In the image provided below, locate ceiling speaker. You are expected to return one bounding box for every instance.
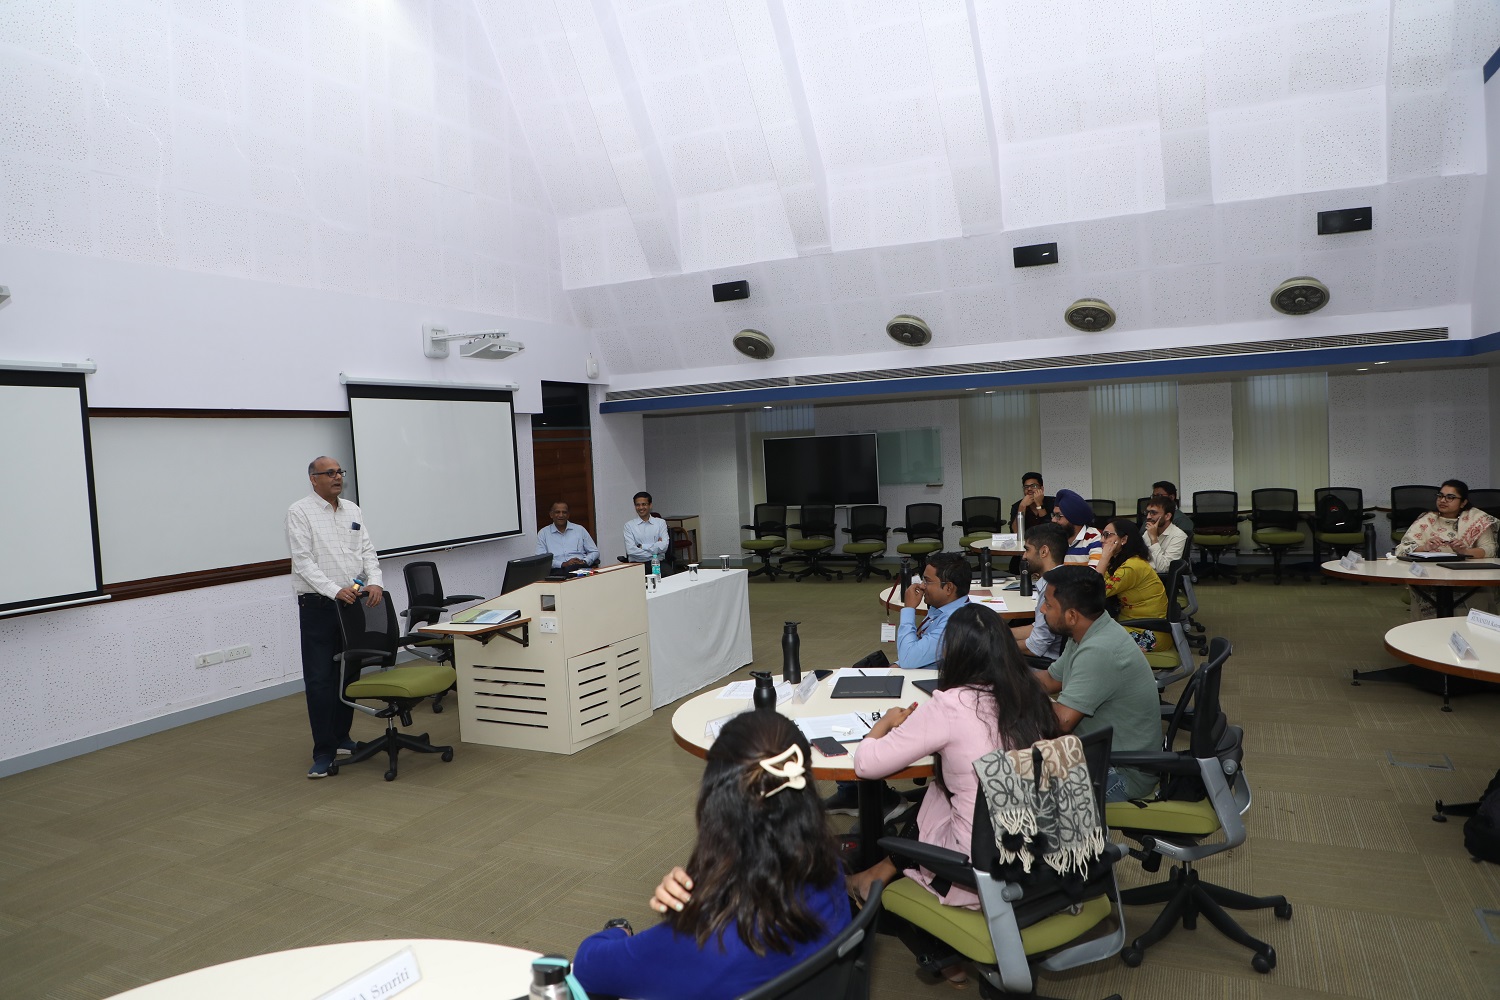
[1270,277,1330,315]
[1013,242,1059,267]
[1064,299,1115,332]
[886,314,931,347]
[713,279,750,302]
[1317,207,1372,235]
[733,329,775,359]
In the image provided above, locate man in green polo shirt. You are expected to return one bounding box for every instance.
[1031,565,1162,801]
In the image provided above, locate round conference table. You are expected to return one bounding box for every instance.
[1381,618,1500,711]
[106,939,540,999]
[1320,557,1500,618]
[672,671,938,869]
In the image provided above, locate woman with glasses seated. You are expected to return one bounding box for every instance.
[1395,480,1498,619]
[574,711,849,1000]
[1095,518,1168,652]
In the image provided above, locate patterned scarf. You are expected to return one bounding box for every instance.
[973,735,1105,876]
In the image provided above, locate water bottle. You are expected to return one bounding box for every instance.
[750,671,777,711]
[781,622,801,684]
[651,553,662,580]
[1019,563,1033,598]
[979,547,994,588]
[528,956,573,1000]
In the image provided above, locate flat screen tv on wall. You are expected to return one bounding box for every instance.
[763,434,880,507]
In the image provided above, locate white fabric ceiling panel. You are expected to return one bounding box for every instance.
[1146,263,1219,328]
[1376,240,1461,312]
[946,285,1011,347]
[1161,127,1212,207]
[941,234,1008,290]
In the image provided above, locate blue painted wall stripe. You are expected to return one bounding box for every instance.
[600,331,1500,414]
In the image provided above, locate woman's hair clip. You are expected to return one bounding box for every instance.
[759,744,807,798]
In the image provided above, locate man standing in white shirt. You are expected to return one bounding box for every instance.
[286,456,383,779]
[623,491,670,566]
[1143,496,1189,574]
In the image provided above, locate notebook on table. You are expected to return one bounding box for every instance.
[911,678,939,697]
[1398,552,1466,562]
[830,675,904,699]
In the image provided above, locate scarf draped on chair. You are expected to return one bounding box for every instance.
[973,734,1105,876]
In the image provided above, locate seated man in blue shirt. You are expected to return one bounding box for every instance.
[825,551,971,816]
[623,491,670,565]
[536,501,599,570]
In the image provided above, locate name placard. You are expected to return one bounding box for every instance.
[1410,563,1429,578]
[1467,609,1500,634]
[315,948,421,1000]
[793,672,819,704]
[1449,631,1476,660]
[1339,551,1364,569]
[990,533,1019,549]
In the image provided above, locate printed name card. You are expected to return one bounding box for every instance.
[794,672,819,704]
[1409,563,1429,578]
[1339,551,1364,569]
[1467,609,1500,634]
[989,533,1019,549]
[314,948,421,1000]
[1450,631,1476,660]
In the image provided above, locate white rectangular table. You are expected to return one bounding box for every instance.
[647,567,754,707]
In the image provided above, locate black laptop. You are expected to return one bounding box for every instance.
[830,675,904,699]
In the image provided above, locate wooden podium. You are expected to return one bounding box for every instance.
[443,565,652,754]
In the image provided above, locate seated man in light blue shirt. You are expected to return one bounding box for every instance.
[894,551,971,669]
[536,501,599,570]
[623,491,670,565]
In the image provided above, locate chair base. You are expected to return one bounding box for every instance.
[330,718,454,782]
[1119,863,1290,973]
[743,551,782,580]
[783,552,844,581]
[1195,545,1239,583]
[847,553,892,583]
[1242,546,1311,584]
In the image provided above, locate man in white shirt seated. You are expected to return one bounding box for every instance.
[536,501,599,570]
[623,491,670,566]
[1144,495,1189,574]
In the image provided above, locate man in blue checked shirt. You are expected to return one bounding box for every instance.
[536,500,599,570]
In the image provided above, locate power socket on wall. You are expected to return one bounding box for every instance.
[224,645,252,661]
[195,650,225,667]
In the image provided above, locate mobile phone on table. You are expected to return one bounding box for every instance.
[811,736,849,757]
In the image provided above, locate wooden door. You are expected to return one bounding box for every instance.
[533,428,595,539]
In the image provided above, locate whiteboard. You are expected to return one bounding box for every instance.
[0,377,101,611]
[91,416,353,582]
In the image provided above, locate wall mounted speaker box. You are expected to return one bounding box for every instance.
[1317,207,1372,235]
[1013,243,1059,267]
[712,279,750,301]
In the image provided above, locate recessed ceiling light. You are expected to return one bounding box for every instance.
[762,405,772,410]
[1373,360,1389,365]
[984,390,995,394]
[1355,367,1369,372]
[965,387,978,391]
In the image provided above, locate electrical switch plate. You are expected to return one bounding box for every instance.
[538,617,558,633]
[195,650,224,667]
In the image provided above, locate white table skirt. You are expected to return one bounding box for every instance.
[646,568,754,707]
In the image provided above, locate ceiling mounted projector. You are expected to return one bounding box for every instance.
[886,314,931,347]
[1270,277,1330,315]
[1064,299,1115,332]
[423,325,525,360]
[733,329,775,359]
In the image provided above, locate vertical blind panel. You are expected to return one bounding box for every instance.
[1089,382,1180,507]
[1231,373,1330,504]
[0,379,101,611]
[959,391,1041,500]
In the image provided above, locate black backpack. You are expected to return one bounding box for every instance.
[1315,493,1358,533]
[1463,768,1500,864]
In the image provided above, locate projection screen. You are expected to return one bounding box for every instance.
[345,381,523,554]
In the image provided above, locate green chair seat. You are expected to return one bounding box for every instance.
[842,542,885,555]
[1195,534,1239,546]
[345,663,456,700]
[788,538,833,552]
[959,532,994,547]
[882,878,1114,964]
[1252,529,1302,546]
[741,537,784,551]
[896,541,941,556]
[1144,649,1181,671]
[1106,797,1221,837]
[1315,531,1364,545]
[1391,529,1406,543]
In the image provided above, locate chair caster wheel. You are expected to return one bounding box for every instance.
[433,702,444,714]
[1275,901,1293,920]
[384,769,397,782]
[1120,946,1143,968]
[1252,948,1276,973]
[441,749,454,762]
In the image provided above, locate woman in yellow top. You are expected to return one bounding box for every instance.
[1095,517,1168,652]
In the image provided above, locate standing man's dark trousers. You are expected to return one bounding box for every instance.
[298,593,357,760]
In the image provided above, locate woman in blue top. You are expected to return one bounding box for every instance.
[573,711,850,1000]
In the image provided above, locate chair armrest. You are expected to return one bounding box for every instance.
[1108,750,1202,776]
[877,836,978,890]
[893,527,910,536]
[335,648,388,668]
[406,603,446,621]
[1117,616,1171,632]
[740,524,754,530]
[951,520,965,527]
[442,594,483,604]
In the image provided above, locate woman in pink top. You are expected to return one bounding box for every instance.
[846,603,1059,910]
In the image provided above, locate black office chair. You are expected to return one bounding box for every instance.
[785,504,843,581]
[1468,488,1500,519]
[1191,490,1241,582]
[1311,487,1374,574]
[1107,638,1291,972]
[1119,559,1198,693]
[841,504,891,582]
[332,597,456,781]
[877,727,1125,999]
[1388,485,1436,545]
[1247,488,1308,584]
[1088,498,1116,530]
[1135,496,1154,523]
[740,503,788,580]
[734,881,884,1000]
[401,562,482,713]
[953,495,1004,548]
[893,503,944,569]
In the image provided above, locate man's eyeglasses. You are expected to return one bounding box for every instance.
[1049,511,1068,521]
[312,469,347,479]
[1436,492,1462,501]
